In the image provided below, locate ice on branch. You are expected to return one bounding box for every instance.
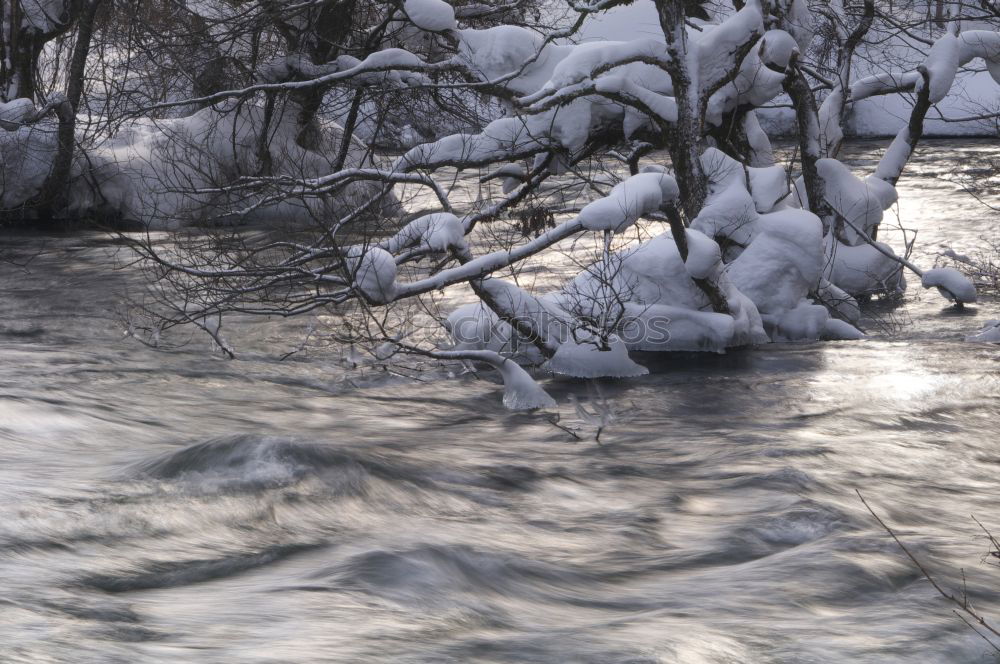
[432,350,556,410]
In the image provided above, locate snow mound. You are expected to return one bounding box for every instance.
[0,98,36,129]
[922,267,977,304]
[384,212,466,253]
[348,247,398,303]
[578,171,679,232]
[727,208,824,315]
[828,241,906,298]
[815,159,892,243]
[544,336,648,378]
[403,0,456,32]
[456,27,570,95]
[965,320,1000,343]
[684,228,722,279]
[0,121,57,208]
[2,103,399,227]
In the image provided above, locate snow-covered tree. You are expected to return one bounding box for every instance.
[4,0,1000,407]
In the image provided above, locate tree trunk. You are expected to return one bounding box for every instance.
[783,54,835,230]
[655,0,708,219]
[33,0,103,217]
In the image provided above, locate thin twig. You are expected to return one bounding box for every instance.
[857,490,1000,653]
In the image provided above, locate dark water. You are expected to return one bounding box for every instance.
[2,140,1000,663]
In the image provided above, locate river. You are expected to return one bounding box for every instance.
[1,139,1000,663]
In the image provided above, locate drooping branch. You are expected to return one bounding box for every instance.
[872,67,933,187]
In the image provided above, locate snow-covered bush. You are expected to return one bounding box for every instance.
[5,0,998,408]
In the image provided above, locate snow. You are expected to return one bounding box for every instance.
[921,267,977,304]
[477,278,568,353]
[383,212,466,253]
[617,302,741,353]
[705,27,788,125]
[823,317,866,341]
[696,3,764,90]
[456,27,570,95]
[816,158,891,242]
[743,111,774,167]
[922,32,960,103]
[593,75,678,125]
[18,0,66,32]
[726,208,824,315]
[543,335,648,378]
[537,39,668,94]
[496,360,558,410]
[397,116,553,171]
[0,121,57,209]
[488,163,526,194]
[959,30,1000,85]
[850,71,922,102]
[965,320,1000,343]
[848,28,1000,137]
[827,241,907,297]
[348,48,431,87]
[347,246,398,304]
[85,104,394,227]
[578,171,679,232]
[403,0,456,32]
[446,302,545,363]
[816,279,861,323]
[747,165,788,212]
[577,1,663,43]
[817,89,844,154]
[684,228,722,280]
[766,302,830,342]
[758,29,799,70]
[691,157,759,253]
[557,227,768,352]
[432,349,555,409]
[0,98,35,129]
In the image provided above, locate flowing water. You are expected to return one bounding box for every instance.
[2,140,1000,663]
